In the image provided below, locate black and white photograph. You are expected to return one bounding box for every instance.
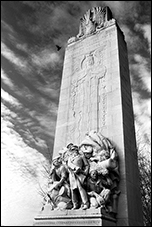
[1,1,151,226]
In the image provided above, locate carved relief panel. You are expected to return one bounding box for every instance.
[67,45,108,143]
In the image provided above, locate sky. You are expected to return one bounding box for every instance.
[1,1,151,226]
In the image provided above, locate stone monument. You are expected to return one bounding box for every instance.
[34,6,143,226]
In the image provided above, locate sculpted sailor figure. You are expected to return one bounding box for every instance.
[79,143,112,209]
[48,156,72,210]
[49,156,70,191]
[67,145,90,210]
[86,170,111,209]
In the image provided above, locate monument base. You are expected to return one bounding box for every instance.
[33,207,116,226]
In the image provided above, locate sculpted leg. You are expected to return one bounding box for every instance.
[77,180,89,209]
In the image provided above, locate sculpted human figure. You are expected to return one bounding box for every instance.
[79,143,113,210]
[58,147,69,166]
[48,156,72,210]
[58,143,74,166]
[80,131,119,176]
[80,130,120,214]
[49,156,69,189]
[67,145,90,210]
[86,170,111,208]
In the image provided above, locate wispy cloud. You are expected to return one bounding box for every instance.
[135,23,151,54]
[1,88,20,106]
[1,100,52,183]
[132,91,151,142]
[1,65,57,161]
[131,54,151,93]
[121,25,140,50]
[102,1,139,21]
[1,42,29,73]
[30,48,61,69]
[1,68,14,88]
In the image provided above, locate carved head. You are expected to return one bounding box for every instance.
[66,143,74,151]
[71,145,79,151]
[52,156,62,167]
[70,145,79,157]
[90,170,98,180]
[80,144,93,159]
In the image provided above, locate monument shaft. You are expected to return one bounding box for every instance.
[53,21,143,226]
[34,7,143,226]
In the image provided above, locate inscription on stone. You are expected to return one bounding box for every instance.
[98,75,107,129]
[34,219,102,226]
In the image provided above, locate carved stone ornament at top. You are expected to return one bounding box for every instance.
[77,6,113,38]
[67,6,114,44]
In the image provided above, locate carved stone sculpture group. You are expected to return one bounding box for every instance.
[43,130,120,216]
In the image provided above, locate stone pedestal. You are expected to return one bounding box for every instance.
[34,207,116,226]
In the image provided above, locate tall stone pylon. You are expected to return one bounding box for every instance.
[34,6,143,226]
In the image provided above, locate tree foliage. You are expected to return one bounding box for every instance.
[137,134,151,226]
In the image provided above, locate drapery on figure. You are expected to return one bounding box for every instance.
[67,145,90,210]
[79,130,119,180]
[79,130,120,214]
